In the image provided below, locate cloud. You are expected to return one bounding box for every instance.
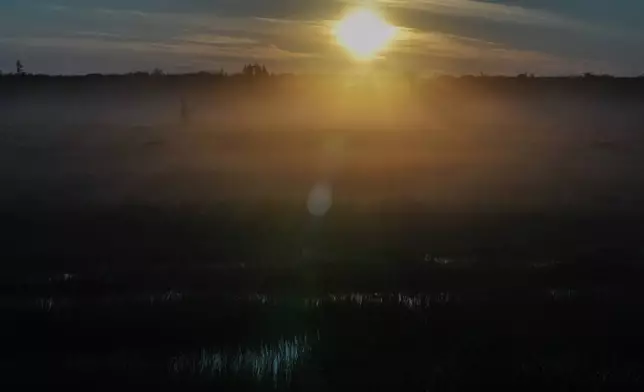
[385,28,591,75]
[0,35,319,62]
[397,29,546,60]
[177,35,258,46]
[16,0,588,30]
[376,0,584,28]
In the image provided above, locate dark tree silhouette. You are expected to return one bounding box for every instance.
[16,60,24,75]
[242,64,253,77]
[242,63,269,78]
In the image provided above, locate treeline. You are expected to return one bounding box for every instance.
[3,63,644,99]
[1,59,641,82]
[2,70,643,81]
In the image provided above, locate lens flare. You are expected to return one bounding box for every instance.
[307,182,333,217]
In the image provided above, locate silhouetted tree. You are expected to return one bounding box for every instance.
[16,60,24,75]
[152,68,165,76]
[242,63,269,78]
[242,64,253,77]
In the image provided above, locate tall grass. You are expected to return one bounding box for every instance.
[168,334,314,387]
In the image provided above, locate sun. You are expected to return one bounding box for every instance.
[334,8,398,60]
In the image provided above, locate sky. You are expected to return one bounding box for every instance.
[1,0,644,75]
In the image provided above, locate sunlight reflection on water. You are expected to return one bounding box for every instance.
[169,334,316,387]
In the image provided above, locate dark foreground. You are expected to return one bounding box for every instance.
[3,119,644,389]
[4,261,644,390]
[4,201,644,390]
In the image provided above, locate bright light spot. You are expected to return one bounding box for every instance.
[307,182,333,217]
[334,8,398,60]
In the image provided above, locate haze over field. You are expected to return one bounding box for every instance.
[2,76,644,212]
[1,74,644,276]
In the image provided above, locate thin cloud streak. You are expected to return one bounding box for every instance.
[376,0,588,28]
[0,36,320,61]
[389,28,590,74]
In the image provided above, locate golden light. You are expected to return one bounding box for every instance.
[334,8,398,60]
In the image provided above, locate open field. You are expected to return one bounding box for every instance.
[3,121,644,275]
[3,77,644,388]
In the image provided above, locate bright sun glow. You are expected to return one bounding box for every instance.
[334,8,398,60]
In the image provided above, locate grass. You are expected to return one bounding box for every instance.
[169,335,315,388]
[4,263,644,389]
